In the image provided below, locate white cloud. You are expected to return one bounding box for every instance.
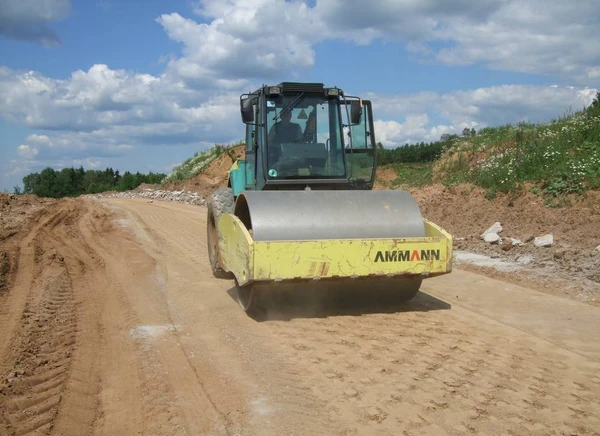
[368,84,597,146]
[370,85,597,122]
[17,144,38,159]
[587,67,600,80]
[431,1,600,79]
[73,158,101,169]
[0,61,245,186]
[2,61,597,170]
[0,64,243,141]
[3,159,29,178]
[2,0,600,188]
[25,134,51,144]
[311,0,600,82]
[314,0,504,42]
[156,2,318,87]
[374,116,479,147]
[374,115,430,146]
[0,0,70,45]
[154,0,600,102]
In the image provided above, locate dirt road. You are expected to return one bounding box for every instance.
[1,197,599,436]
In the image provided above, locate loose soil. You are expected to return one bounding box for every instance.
[405,183,600,305]
[1,194,599,435]
[157,150,600,304]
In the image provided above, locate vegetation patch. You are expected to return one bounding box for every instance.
[377,92,600,201]
[434,93,600,196]
[386,163,433,188]
[17,167,166,198]
[162,141,243,183]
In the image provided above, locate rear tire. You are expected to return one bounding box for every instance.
[207,187,234,279]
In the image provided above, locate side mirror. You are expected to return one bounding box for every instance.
[350,100,363,125]
[240,97,254,123]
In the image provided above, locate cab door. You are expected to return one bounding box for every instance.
[343,99,376,187]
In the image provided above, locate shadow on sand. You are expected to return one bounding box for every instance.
[226,285,451,322]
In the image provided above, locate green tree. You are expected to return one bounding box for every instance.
[117,171,135,191]
[20,165,167,198]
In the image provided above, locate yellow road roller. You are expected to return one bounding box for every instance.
[207,82,452,316]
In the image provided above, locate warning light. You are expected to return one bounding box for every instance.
[268,86,281,95]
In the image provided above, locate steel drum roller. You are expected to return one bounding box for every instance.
[234,190,426,242]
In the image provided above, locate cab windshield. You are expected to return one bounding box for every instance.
[265,94,346,179]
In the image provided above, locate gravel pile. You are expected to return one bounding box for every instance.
[91,188,207,206]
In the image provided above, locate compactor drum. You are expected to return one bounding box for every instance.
[206,82,453,316]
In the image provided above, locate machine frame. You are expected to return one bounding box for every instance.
[206,82,453,317]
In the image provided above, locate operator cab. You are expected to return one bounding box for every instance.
[240,82,376,191]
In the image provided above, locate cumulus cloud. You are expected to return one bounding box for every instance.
[26,134,52,144]
[156,1,318,88]
[4,57,595,159]
[0,0,70,45]
[156,0,600,90]
[368,84,597,146]
[432,0,600,80]
[374,115,430,146]
[314,0,505,43]
[310,0,600,81]
[2,0,600,188]
[0,62,246,185]
[370,85,597,124]
[17,144,38,159]
[0,64,242,139]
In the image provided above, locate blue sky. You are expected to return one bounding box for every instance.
[1,0,599,192]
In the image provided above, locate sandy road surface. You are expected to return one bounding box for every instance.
[1,197,599,436]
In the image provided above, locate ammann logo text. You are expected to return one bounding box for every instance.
[374,249,441,263]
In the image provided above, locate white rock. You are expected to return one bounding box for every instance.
[511,238,523,246]
[481,222,503,239]
[595,245,600,253]
[517,254,534,265]
[533,234,553,248]
[484,233,501,244]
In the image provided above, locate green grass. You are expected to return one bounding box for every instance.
[387,162,433,188]
[434,103,600,197]
[162,141,243,183]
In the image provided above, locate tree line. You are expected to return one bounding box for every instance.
[376,132,463,165]
[16,166,166,198]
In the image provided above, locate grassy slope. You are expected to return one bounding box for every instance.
[379,103,600,203]
[166,100,600,205]
[162,142,243,183]
[378,163,434,189]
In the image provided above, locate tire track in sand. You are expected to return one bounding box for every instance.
[102,197,600,436]
[82,200,240,435]
[103,198,338,436]
[0,202,98,436]
[265,299,600,435]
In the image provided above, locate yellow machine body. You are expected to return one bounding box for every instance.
[217,212,452,287]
